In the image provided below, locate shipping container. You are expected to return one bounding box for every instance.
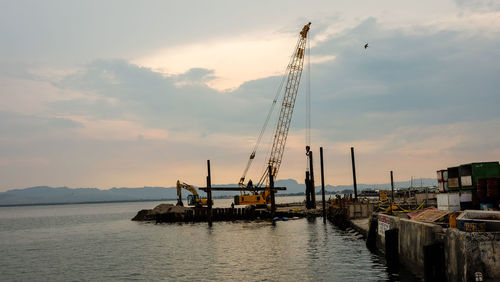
[460,192,472,202]
[437,169,448,192]
[437,170,443,182]
[459,162,500,191]
[447,167,460,191]
[436,169,448,182]
[438,182,448,193]
[437,193,460,211]
[486,177,500,198]
[477,178,487,199]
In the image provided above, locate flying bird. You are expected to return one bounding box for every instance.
[364,43,369,49]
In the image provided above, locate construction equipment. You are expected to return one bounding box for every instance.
[236,22,311,206]
[176,180,212,207]
[234,187,269,206]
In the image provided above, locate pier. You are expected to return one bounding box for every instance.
[326,195,500,282]
[132,203,322,223]
[132,153,500,281]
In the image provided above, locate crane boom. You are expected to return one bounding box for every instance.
[256,22,311,187]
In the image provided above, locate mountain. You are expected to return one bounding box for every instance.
[0,178,437,206]
[0,186,178,206]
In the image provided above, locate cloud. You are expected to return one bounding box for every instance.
[0,111,81,138]
[132,32,300,91]
[61,116,169,142]
[306,18,500,141]
[2,9,500,189]
[175,68,217,86]
[454,0,500,12]
[53,59,288,136]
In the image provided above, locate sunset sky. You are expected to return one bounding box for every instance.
[1,0,500,191]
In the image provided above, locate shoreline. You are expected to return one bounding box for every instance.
[0,193,312,208]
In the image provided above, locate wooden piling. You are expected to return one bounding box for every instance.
[305,171,311,208]
[320,147,326,223]
[309,150,316,208]
[351,147,358,200]
[269,165,276,218]
[390,170,395,215]
[385,228,399,269]
[207,160,213,227]
[150,205,323,223]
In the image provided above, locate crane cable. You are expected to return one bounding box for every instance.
[256,36,306,187]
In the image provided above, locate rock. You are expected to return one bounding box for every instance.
[131,209,155,221]
[152,203,188,214]
[132,203,190,221]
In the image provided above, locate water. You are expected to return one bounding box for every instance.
[0,198,419,281]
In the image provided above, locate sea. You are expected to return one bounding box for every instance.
[0,196,421,281]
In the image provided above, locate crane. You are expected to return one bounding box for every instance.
[176,180,213,207]
[236,22,311,206]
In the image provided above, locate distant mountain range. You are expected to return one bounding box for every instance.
[0,178,437,206]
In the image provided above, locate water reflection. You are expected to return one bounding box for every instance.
[0,201,421,281]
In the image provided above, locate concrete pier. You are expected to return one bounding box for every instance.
[371,213,500,281]
[328,198,500,282]
[327,200,500,281]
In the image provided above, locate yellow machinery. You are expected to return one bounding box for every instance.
[233,185,270,206]
[235,22,311,206]
[176,180,212,207]
[379,190,388,201]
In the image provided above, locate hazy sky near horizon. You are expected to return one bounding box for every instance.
[1,0,500,191]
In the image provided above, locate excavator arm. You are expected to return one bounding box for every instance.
[176,180,212,207]
[177,180,199,196]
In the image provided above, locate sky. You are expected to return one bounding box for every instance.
[1,0,500,191]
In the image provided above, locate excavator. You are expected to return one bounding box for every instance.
[235,22,312,206]
[176,180,213,207]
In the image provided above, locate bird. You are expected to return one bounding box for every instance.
[364,43,369,49]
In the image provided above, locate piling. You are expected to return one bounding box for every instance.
[390,171,395,214]
[309,150,316,208]
[305,147,316,210]
[269,165,276,218]
[305,171,311,208]
[366,215,378,251]
[385,228,399,269]
[145,206,317,223]
[351,147,358,200]
[320,147,326,223]
[424,242,446,282]
[207,160,213,227]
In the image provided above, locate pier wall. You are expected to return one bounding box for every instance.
[347,203,374,219]
[372,213,500,281]
[398,219,443,275]
[375,214,400,251]
[446,228,500,281]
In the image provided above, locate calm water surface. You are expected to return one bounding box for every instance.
[0,198,420,281]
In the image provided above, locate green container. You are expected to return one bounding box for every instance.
[447,166,460,191]
[459,162,500,191]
